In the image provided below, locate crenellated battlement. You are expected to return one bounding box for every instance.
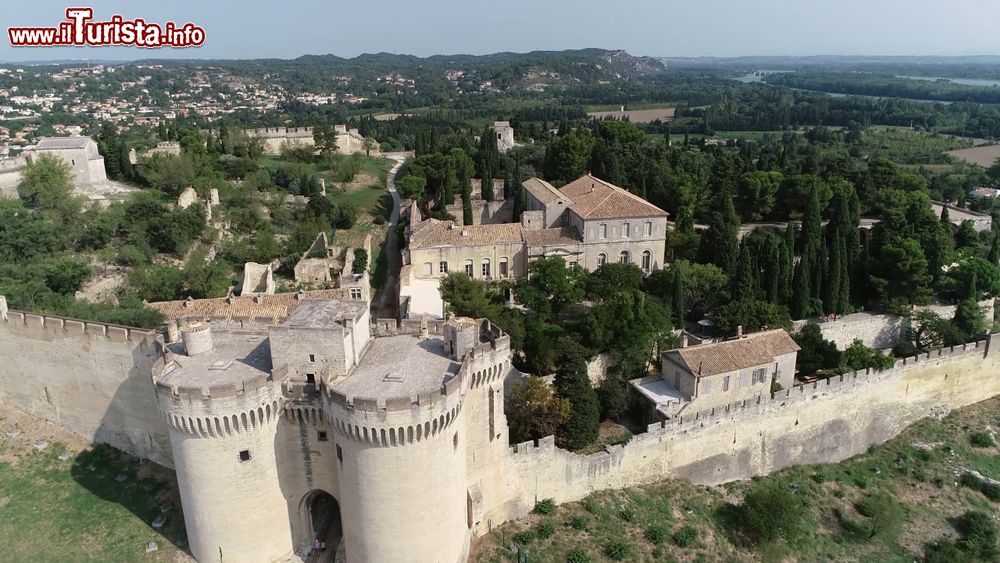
[0,308,159,348]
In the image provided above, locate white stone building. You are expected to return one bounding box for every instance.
[400,174,669,318]
[25,136,107,185]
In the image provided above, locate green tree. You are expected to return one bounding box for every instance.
[313,125,338,156]
[699,190,740,274]
[955,220,980,251]
[952,299,988,342]
[670,266,685,325]
[439,272,501,319]
[869,237,933,307]
[18,153,75,213]
[735,170,782,221]
[515,257,586,320]
[396,175,426,200]
[543,127,595,184]
[460,166,473,225]
[506,376,570,443]
[841,339,895,372]
[553,340,600,450]
[715,299,791,336]
[726,481,813,546]
[794,324,842,376]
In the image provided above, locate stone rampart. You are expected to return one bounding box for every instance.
[489,333,1000,529]
[792,300,995,349]
[0,308,173,466]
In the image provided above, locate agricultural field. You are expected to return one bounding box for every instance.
[588,106,676,123]
[947,144,1000,167]
[861,129,973,165]
[0,403,190,563]
[473,395,1000,563]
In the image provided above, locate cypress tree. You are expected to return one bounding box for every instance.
[822,229,843,315]
[554,343,600,450]
[699,190,740,274]
[792,255,811,320]
[732,244,756,302]
[670,267,685,326]
[461,167,473,225]
[989,230,1000,266]
[444,164,457,206]
[778,225,795,306]
[481,167,494,202]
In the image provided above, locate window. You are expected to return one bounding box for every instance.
[439,261,449,274]
[306,373,316,384]
[599,224,608,239]
[464,260,474,276]
[499,259,508,278]
[623,222,630,238]
[425,262,433,276]
[336,444,343,463]
[702,380,711,394]
[597,253,607,267]
[641,251,652,272]
[752,368,767,384]
[349,288,362,300]
[723,376,730,392]
[481,259,491,278]
[317,431,328,441]
[238,449,251,462]
[619,251,630,264]
[568,261,578,269]
[308,354,316,363]
[645,222,653,236]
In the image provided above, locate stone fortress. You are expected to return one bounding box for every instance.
[246,126,379,157]
[4,278,1000,562]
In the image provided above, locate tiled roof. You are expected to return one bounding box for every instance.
[523,226,583,247]
[560,174,668,220]
[523,177,571,206]
[665,329,800,377]
[408,220,525,249]
[148,290,346,323]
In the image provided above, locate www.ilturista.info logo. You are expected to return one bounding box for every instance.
[8,8,205,48]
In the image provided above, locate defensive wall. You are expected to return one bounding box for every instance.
[0,308,173,466]
[792,299,996,349]
[0,156,26,198]
[489,333,1000,528]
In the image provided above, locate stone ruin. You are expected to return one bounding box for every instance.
[240,262,276,295]
[293,232,342,285]
[177,187,198,209]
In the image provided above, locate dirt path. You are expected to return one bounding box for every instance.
[372,156,406,319]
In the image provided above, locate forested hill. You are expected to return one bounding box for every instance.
[210,49,665,94]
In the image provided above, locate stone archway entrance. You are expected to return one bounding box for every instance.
[302,490,343,562]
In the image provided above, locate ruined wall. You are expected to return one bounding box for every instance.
[0,310,172,466]
[488,335,1000,529]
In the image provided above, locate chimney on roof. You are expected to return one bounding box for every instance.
[183,296,194,308]
[680,331,688,348]
[736,325,743,338]
[461,229,469,237]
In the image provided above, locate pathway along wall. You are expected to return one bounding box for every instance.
[0,309,172,466]
[491,334,1000,527]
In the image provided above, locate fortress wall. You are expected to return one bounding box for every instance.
[793,300,995,349]
[0,310,172,466]
[276,405,340,553]
[488,335,1000,529]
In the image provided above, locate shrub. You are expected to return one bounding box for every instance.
[534,498,556,515]
[724,481,812,545]
[583,497,600,514]
[603,539,632,561]
[970,431,995,448]
[535,519,556,539]
[351,248,369,274]
[645,524,668,545]
[672,524,699,547]
[513,530,534,545]
[566,547,590,563]
[619,506,635,522]
[855,492,905,540]
[983,483,1000,501]
[569,515,589,530]
[956,510,999,560]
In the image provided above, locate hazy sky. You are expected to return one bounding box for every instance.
[4,0,1000,61]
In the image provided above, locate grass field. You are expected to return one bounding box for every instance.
[0,406,189,562]
[472,395,1000,563]
[861,129,972,165]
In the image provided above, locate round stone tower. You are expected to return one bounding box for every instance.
[327,328,473,563]
[153,342,294,563]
